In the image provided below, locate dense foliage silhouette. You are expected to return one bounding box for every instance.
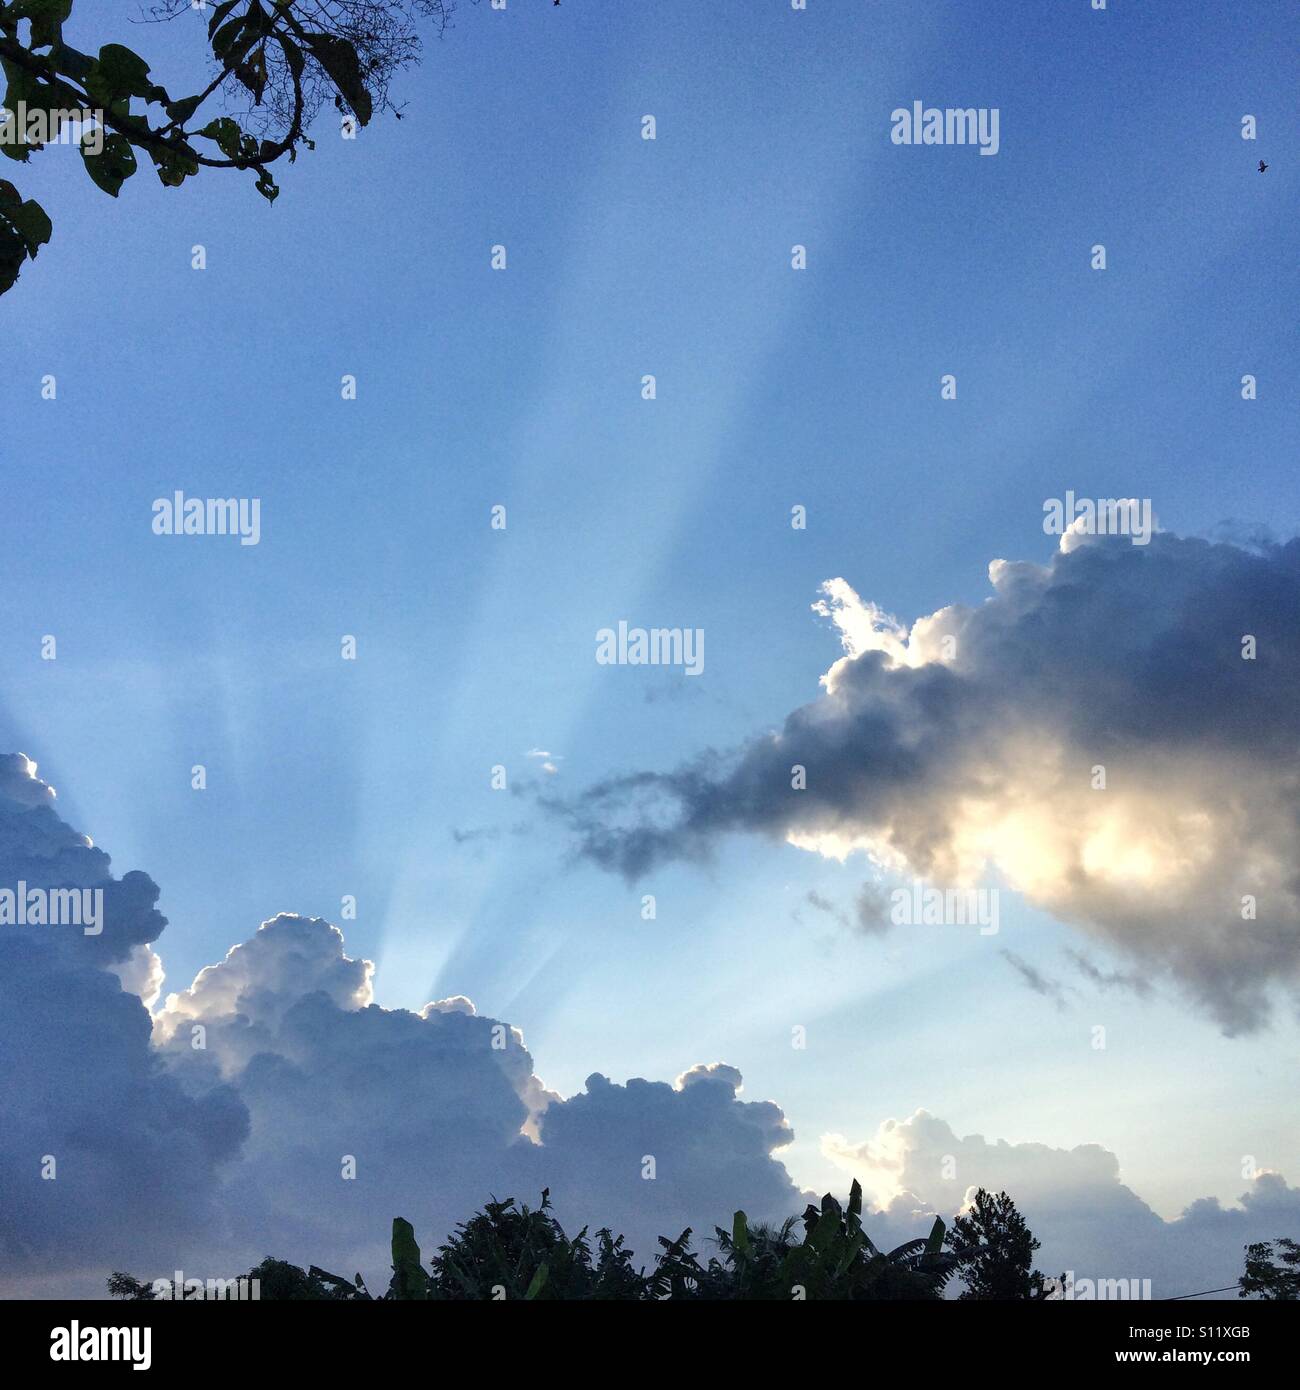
[108,1184,1298,1301]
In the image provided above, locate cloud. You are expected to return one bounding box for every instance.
[0,753,168,969]
[1065,947,1152,998]
[797,885,890,938]
[554,531,1300,1033]
[153,913,546,1277]
[0,755,248,1293]
[1000,949,1069,1009]
[854,882,891,935]
[0,750,1286,1299]
[0,753,799,1288]
[152,915,799,1276]
[531,1065,797,1256]
[824,1110,1300,1299]
[801,889,849,930]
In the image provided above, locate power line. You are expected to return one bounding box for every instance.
[1164,1284,1240,1301]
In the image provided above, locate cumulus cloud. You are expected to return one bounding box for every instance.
[533,1064,797,1256]
[0,755,248,1293]
[153,913,546,1277]
[0,754,168,970]
[109,943,166,1010]
[0,754,799,1288]
[824,1110,1300,1299]
[1,750,1288,1300]
[554,531,1300,1033]
[154,913,375,1052]
[152,916,799,1275]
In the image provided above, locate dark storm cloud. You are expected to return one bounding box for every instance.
[553,531,1300,1033]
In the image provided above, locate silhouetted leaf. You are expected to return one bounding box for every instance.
[81,132,136,196]
[303,34,372,126]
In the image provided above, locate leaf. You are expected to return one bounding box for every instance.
[924,1215,946,1258]
[211,17,250,63]
[307,1265,360,1297]
[2,60,43,158]
[839,1229,867,1274]
[150,144,199,189]
[165,94,204,127]
[14,0,73,50]
[88,44,154,105]
[81,132,136,197]
[0,220,26,295]
[235,47,268,106]
[198,116,242,159]
[212,4,268,67]
[390,1217,427,1300]
[303,34,372,126]
[0,180,50,295]
[50,46,93,83]
[524,1263,549,1300]
[7,193,50,253]
[806,1211,839,1257]
[207,0,241,39]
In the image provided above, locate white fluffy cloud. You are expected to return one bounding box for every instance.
[560,531,1300,1033]
[151,912,801,1277]
[0,753,800,1289]
[825,1110,1300,1298]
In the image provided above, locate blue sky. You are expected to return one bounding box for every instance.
[1,0,1297,1253]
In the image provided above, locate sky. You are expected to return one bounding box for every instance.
[0,0,1297,1298]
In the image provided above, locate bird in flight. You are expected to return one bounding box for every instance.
[1258,160,1268,172]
